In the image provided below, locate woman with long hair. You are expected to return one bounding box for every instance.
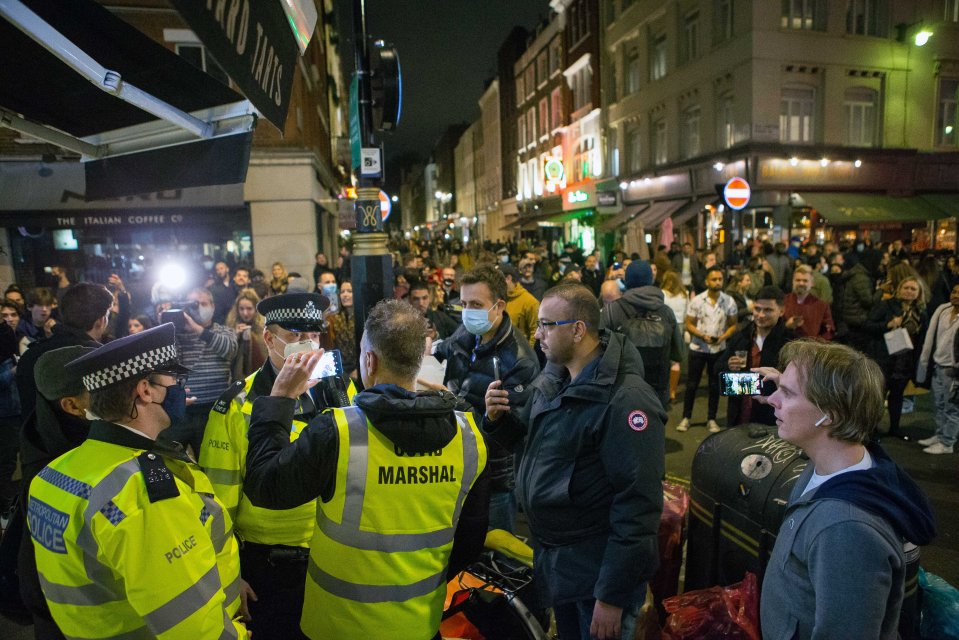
[330,280,358,380]
[127,314,154,335]
[225,288,267,379]
[660,270,689,402]
[269,261,288,296]
[864,276,928,439]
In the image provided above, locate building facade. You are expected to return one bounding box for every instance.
[0,0,349,299]
[601,0,959,254]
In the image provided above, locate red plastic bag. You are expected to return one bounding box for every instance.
[661,573,760,640]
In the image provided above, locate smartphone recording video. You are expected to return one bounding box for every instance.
[310,349,344,380]
[721,372,761,396]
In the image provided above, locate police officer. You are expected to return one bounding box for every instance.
[199,292,354,639]
[244,299,490,639]
[27,324,249,639]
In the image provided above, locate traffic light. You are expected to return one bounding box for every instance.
[370,40,401,132]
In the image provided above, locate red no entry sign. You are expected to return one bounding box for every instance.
[724,177,751,210]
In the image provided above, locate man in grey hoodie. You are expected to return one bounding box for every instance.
[600,260,683,410]
[755,339,936,640]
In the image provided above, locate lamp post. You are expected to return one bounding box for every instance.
[350,0,400,356]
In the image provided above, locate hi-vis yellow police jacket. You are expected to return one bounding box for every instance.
[28,420,247,639]
[302,405,486,640]
[199,368,356,547]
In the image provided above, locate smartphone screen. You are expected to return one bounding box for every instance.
[721,372,761,396]
[311,349,344,379]
[492,355,501,381]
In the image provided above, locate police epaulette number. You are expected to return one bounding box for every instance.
[212,379,245,414]
[137,452,180,503]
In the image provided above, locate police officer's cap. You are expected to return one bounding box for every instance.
[65,323,190,392]
[256,292,330,332]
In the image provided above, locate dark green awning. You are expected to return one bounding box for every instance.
[798,193,949,223]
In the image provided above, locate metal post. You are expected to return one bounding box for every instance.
[350,0,393,359]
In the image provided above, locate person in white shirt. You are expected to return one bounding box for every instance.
[915,283,959,454]
[677,267,738,433]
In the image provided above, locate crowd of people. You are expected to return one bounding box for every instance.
[0,230,947,639]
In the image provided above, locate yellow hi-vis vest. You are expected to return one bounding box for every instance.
[302,405,487,640]
[28,436,247,639]
[200,373,358,546]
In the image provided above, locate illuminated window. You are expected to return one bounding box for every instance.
[780,86,815,143]
[551,87,563,131]
[719,94,735,148]
[626,46,641,94]
[627,126,642,172]
[650,35,667,81]
[653,119,668,165]
[937,78,959,147]
[781,0,826,31]
[682,106,701,159]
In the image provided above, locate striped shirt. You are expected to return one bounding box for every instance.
[177,323,237,404]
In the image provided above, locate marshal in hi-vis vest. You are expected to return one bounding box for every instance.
[302,405,487,639]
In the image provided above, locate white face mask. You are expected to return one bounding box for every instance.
[271,334,320,359]
[195,305,214,325]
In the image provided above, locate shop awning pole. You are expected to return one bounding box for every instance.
[0,107,100,157]
[0,0,214,142]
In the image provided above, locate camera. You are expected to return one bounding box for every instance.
[161,300,200,330]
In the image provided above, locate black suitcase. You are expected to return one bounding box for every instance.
[685,425,920,640]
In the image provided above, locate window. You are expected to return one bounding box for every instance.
[846,0,886,36]
[780,86,815,142]
[175,44,230,86]
[650,35,667,81]
[516,74,525,107]
[518,114,527,148]
[539,97,549,137]
[570,2,582,43]
[607,0,618,25]
[570,65,592,112]
[551,87,563,131]
[937,78,959,146]
[947,0,959,22]
[843,87,878,147]
[537,53,548,87]
[549,39,562,75]
[626,46,641,94]
[527,108,537,146]
[571,137,597,183]
[525,66,536,98]
[683,12,700,63]
[653,119,668,165]
[781,0,826,30]
[626,126,642,172]
[714,0,733,43]
[719,94,735,148]
[682,106,701,159]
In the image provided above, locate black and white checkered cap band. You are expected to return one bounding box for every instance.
[264,303,324,325]
[82,344,179,391]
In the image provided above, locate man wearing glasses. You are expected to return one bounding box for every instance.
[485,283,666,640]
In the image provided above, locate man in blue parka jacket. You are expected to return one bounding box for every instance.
[484,283,665,640]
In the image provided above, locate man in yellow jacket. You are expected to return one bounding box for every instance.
[200,291,354,639]
[501,263,540,347]
[244,299,490,639]
[27,323,249,639]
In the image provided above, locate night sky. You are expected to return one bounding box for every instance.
[333,0,551,175]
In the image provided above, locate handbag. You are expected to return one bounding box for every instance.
[884,327,913,355]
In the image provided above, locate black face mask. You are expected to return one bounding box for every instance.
[443,279,455,288]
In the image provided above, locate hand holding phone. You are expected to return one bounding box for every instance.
[310,349,344,380]
[721,372,761,396]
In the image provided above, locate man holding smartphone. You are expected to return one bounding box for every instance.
[199,292,353,639]
[719,286,797,428]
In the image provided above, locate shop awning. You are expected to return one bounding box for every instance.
[921,194,959,217]
[636,199,688,228]
[0,0,257,199]
[596,204,649,233]
[797,193,950,224]
[501,208,584,231]
[672,196,717,227]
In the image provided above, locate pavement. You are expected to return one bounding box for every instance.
[1,386,956,638]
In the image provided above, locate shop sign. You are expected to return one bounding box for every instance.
[169,0,306,129]
[2,207,248,229]
[597,191,618,207]
[568,191,588,204]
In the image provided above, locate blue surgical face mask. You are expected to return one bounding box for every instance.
[462,305,495,336]
[617,278,626,292]
[155,384,187,423]
[322,283,338,298]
